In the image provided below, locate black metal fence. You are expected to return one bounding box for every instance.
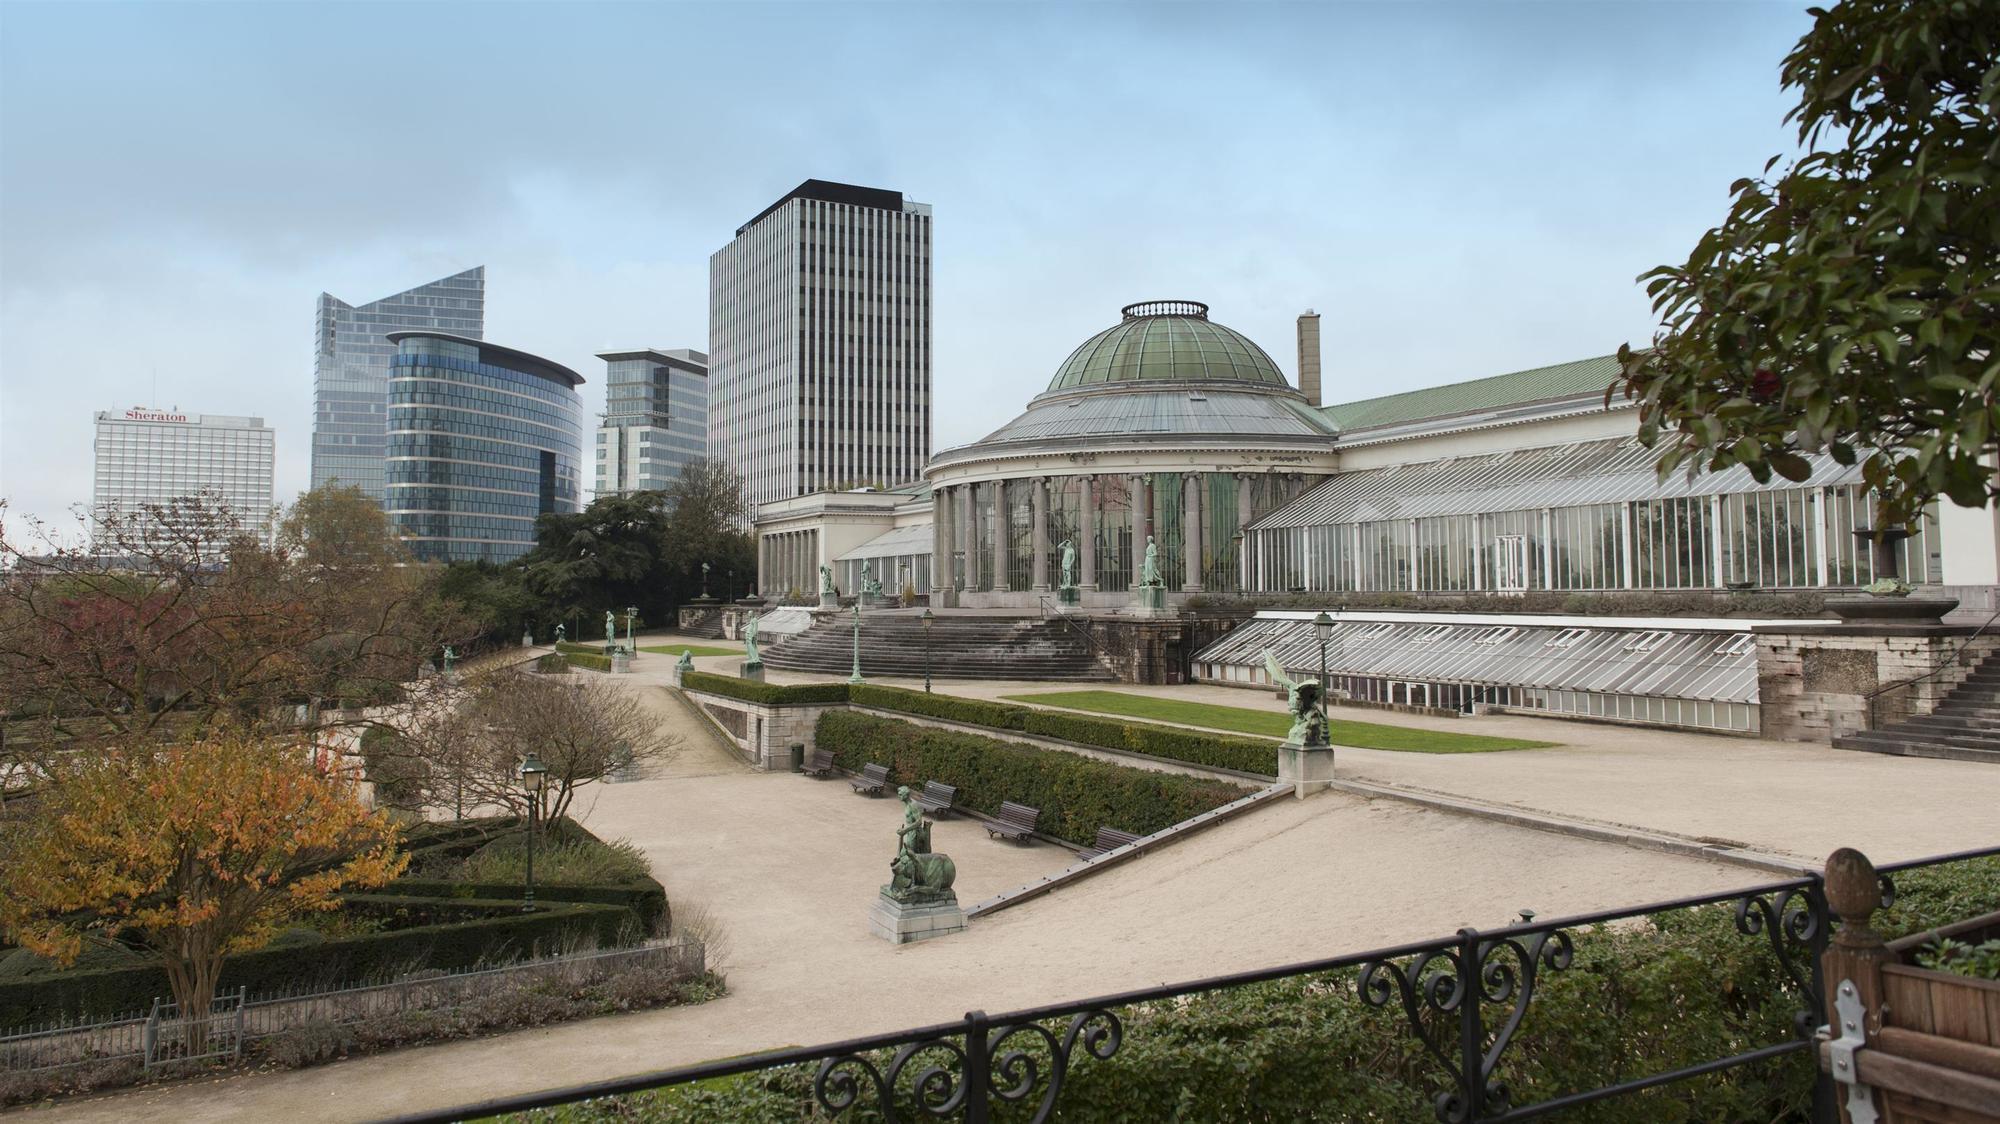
[384,842,2000,1124]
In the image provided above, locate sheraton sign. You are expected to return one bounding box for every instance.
[123,409,190,423]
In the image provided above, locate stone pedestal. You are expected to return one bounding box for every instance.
[819,592,838,611]
[1127,585,1172,618]
[870,893,966,945]
[610,651,632,674]
[1058,586,1081,608]
[739,660,765,682]
[1277,742,1336,799]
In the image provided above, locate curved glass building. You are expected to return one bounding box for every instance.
[384,332,584,563]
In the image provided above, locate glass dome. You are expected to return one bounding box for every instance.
[1046,301,1291,392]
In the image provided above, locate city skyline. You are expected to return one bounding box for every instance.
[0,1,1817,543]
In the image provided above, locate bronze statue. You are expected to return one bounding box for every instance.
[1263,649,1328,747]
[886,785,955,903]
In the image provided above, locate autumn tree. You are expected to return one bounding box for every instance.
[1615,0,1999,527]
[0,729,406,1035]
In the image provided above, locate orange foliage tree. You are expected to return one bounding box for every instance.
[0,729,407,1023]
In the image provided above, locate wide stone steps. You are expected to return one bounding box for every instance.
[762,615,1113,681]
[1830,651,2000,764]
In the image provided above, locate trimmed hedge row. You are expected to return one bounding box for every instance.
[849,683,1028,729]
[817,710,1247,846]
[681,671,851,706]
[388,879,668,937]
[565,651,614,672]
[0,896,633,1026]
[1019,710,1276,775]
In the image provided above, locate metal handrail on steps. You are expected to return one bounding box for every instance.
[1036,594,1112,664]
[1861,602,2000,731]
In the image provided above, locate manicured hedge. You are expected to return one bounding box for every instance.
[565,651,614,672]
[849,683,1028,730]
[681,671,851,706]
[388,879,668,937]
[816,710,1246,846]
[1020,710,1276,776]
[0,896,634,1026]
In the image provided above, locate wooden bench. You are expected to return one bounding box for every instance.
[913,780,957,817]
[802,749,836,778]
[849,763,890,796]
[1077,827,1141,861]
[985,801,1041,843]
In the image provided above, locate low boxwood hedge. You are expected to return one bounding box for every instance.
[850,683,1028,729]
[1019,709,1276,776]
[817,710,1247,846]
[566,651,614,672]
[681,671,851,706]
[0,896,634,1026]
[388,879,668,937]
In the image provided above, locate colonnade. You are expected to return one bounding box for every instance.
[758,529,820,599]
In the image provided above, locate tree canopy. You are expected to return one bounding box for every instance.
[1615,0,1999,526]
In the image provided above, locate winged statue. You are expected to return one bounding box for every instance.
[1263,649,1328,747]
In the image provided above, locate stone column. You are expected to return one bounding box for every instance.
[936,486,956,603]
[992,479,1010,594]
[1030,476,1050,592]
[957,484,974,591]
[1183,473,1204,593]
[1079,475,1099,592]
[1136,474,1155,546]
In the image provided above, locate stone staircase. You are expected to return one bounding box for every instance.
[761,613,1115,682]
[1832,653,2000,764]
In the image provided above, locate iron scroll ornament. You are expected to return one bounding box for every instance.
[1357,928,1575,1124]
[1731,885,1827,1036]
[812,1009,1122,1123]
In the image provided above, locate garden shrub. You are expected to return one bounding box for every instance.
[1019,709,1275,775]
[816,710,1246,845]
[536,651,571,673]
[565,651,614,673]
[849,683,1028,729]
[681,671,850,706]
[454,835,652,886]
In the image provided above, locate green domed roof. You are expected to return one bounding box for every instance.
[1047,301,1290,392]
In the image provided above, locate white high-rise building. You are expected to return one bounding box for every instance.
[708,179,932,507]
[92,407,276,549]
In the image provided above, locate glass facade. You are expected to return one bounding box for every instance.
[709,186,931,506]
[594,349,709,496]
[311,267,485,504]
[384,333,583,563]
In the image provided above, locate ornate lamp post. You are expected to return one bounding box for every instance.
[849,604,865,684]
[921,607,934,693]
[624,605,638,652]
[518,752,547,907]
[1313,611,1334,740]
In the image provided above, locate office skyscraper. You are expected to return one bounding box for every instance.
[311,266,485,503]
[708,180,931,508]
[93,406,276,549]
[595,348,709,498]
[383,332,583,563]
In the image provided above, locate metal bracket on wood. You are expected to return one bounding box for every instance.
[1826,979,1878,1124]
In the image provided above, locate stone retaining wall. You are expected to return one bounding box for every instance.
[1753,626,2000,742]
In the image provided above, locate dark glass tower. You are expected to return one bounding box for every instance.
[311,267,485,503]
[383,332,583,562]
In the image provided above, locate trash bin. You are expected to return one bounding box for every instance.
[789,743,806,773]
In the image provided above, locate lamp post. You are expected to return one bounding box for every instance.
[1313,610,1334,745]
[849,604,865,684]
[518,752,547,907]
[921,607,934,693]
[624,605,638,652]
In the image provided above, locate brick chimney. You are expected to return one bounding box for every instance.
[1296,310,1322,407]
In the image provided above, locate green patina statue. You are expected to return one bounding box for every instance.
[1139,536,1163,587]
[886,785,956,904]
[676,649,694,672]
[742,609,762,664]
[860,560,883,599]
[1263,649,1328,747]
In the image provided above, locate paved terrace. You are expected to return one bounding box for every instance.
[35,636,1998,1122]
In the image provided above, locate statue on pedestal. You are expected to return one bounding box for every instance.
[860,560,883,599]
[1263,649,1327,747]
[1139,536,1163,587]
[819,564,837,598]
[604,610,616,645]
[441,645,456,675]
[885,785,956,903]
[743,609,762,664]
[554,623,566,643]
[676,649,694,672]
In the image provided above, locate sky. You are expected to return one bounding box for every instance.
[0,0,1817,543]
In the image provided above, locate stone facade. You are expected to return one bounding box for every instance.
[1753,625,2000,742]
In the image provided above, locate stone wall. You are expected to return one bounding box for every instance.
[1753,625,2000,742]
[681,688,843,771]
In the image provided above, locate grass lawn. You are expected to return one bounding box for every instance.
[638,644,741,658]
[1001,690,1556,754]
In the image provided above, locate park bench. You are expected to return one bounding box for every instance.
[850,763,890,796]
[802,748,836,778]
[914,780,958,817]
[1077,827,1142,861]
[985,801,1041,843]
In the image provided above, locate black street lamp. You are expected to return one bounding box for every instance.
[518,752,547,908]
[1313,610,1335,743]
[921,607,935,693]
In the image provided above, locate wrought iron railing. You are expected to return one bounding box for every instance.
[381,842,2000,1124]
[1034,595,1110,667]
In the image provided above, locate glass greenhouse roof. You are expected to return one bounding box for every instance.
[1321,355,1622,434]
[1250,438,1867,530]
[1195,615,1759,704]
[1047,301,1291,392]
